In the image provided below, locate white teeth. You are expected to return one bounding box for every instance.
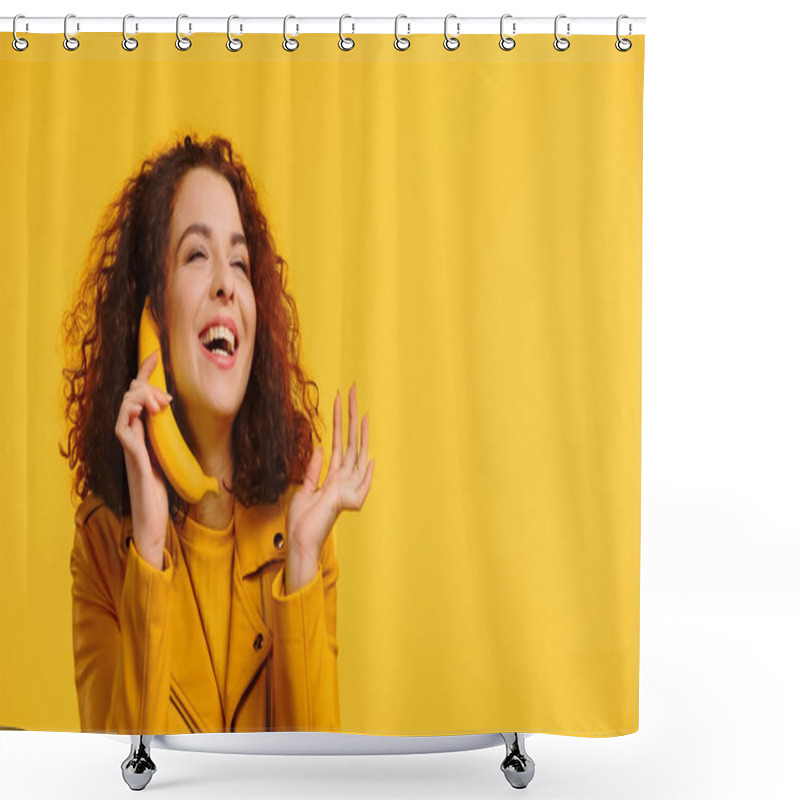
[199,325,236,356]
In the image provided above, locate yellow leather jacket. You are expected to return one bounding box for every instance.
[70,483,340,734]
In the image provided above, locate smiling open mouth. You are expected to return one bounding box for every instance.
[199,325,237,357]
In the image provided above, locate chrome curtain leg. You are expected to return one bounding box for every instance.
[121,734,157,790]
[499,732,535,789]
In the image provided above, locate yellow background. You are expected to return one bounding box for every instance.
[0,33,643,735]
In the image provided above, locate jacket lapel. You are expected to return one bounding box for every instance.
[225,486,299,729]
[168,524,226,732]
[168,484,299,732]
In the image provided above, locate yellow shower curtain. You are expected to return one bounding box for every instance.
[0,32,644,736]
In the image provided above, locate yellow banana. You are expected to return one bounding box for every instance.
[137,296,220,503]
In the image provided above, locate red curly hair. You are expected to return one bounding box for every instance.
[60,133,322,524]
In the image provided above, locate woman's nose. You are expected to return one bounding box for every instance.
[211,257,235,300]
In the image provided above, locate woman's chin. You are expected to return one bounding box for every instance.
[185,394,243,427]
[206,400,243,422]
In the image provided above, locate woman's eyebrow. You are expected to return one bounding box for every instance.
[177,223,247,250]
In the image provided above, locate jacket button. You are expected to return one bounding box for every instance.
[273,532,284,550]
[253,633,264,651]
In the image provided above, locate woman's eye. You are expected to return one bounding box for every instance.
[186,251,247,274]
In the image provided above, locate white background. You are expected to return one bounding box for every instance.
[2,1,798,798]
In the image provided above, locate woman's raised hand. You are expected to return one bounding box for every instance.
[115,350,172,570]
[285,383,375,593]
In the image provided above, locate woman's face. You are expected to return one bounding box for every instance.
[164,167,256,433]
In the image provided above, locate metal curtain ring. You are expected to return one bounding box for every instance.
[615,14,632,51]
[64,13,80,51]
[227,15,243,52]
[444,14,460,51]
[339,14,355,51]
[176,14,191,51]
[12,14,29,52]
[499,14,515,51]
[122,14,138,51]
[553,14,570,51]
[394,14,410,51]
[283,15,299,51]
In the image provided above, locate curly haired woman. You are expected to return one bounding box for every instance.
[61,134,374,734]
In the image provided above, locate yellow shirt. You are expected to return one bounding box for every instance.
[177,513,235,722]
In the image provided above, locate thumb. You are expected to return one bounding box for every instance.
[301,445,324,494]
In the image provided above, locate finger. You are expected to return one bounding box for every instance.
[119,397,144,427]
[150,386,173,406]
[114,403,139,440]
[128,383,172,411]
[116,400,144,449]
[128,387,167,416]
[356,413,369,475]
[137,348,160,381]
[343,383,358,471]
[118,384,170,438]
[342,458,375,511]
[302,444,324,494]
[330,390,343,471]
[130,373,170,405]
[147,394,166,415]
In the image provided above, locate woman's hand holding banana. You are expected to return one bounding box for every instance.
[115,350,172,570]
[284,383,375,594]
